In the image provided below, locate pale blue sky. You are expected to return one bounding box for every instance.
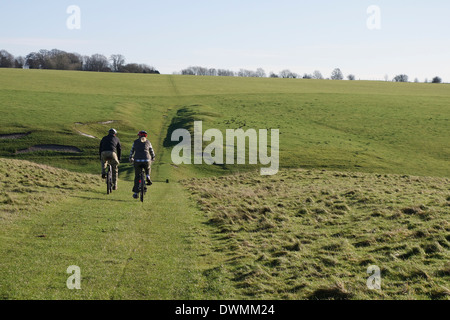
[1,0,449,81]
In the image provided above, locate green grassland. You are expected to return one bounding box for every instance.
[1,68,449,177]
[183,169,449,299]
[0,68,449,299]
[0,158,224,300]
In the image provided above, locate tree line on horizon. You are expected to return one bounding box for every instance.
[177,66,350,80]
[0,49,160,74]
[0,49,443,83]
[178,66,443,83]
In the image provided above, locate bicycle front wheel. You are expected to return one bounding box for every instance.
[140,171,145,202]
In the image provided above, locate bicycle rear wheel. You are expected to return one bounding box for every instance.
[139,170,145,202]
[107,165,113,194]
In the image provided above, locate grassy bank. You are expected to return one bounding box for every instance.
[183,169,450,299]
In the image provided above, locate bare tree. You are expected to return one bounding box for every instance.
[140,64,158,74]
[237,69,246,77]
[256,68,266,78]
[180,66,208,76]
[49,49,70,70]
[313,70,323,79]
[181,68,195,75]
[196,66,208,76]
[240,69,260,77]
[7,49,155,73]
[208,68,217,76]
[25,51,44,69]
[88,54,109,72]
[218,69,235,77]
[25,52,37,68]
[14,56,25,68]
[37,49,53,69]
[82,54,109,72]
[0,50,15,68]
[66,52,83,70]
[331,68,344,80]
[24,49,73,70]
[121,63,141,73]
[110,54,125,72]
[279,69,298,78]
[347,74,356,81]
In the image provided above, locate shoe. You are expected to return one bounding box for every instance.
[113,186,118,191]
[146,175,152,185]
[102,173,106,179]
[133,193,138,199]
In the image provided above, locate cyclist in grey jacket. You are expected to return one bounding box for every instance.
[129,131,155,199]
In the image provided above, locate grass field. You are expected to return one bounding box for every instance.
[183,169,450,299]
[0,158,223,299]
[1,69,449,177]
[0,68,449,300]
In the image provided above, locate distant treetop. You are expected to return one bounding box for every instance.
[0,48,159,74]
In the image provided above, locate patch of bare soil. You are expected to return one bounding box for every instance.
[75,130,97,139]
[16,144,82,154]
[0,132,31,140]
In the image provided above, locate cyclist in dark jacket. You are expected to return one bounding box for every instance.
[99,128,122,190]
[129,130,155,199]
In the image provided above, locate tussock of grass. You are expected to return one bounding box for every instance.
[308,282,353,300]
[183,169,450,300]
[0,158,101,216]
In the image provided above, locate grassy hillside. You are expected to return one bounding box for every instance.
[0,158,100,216]
[184,169,450,299]
[0,68,449,177]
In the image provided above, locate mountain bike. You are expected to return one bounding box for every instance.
[106,164,113,195]
[138,165,147,202]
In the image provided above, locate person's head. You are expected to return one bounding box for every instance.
[138,130,148,142]
[138,131,148,138]
[109,128,117,136]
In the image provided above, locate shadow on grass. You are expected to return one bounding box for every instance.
[72,195,133,203]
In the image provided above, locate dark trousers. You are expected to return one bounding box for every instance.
[133,161,151,193]
[101,151,119,187]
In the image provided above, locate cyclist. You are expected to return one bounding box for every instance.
[129,130,155,199]
[99,128,122,190]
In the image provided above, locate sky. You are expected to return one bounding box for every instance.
[0,0,449,81]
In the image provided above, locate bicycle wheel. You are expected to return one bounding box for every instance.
[139,170,145,202]
[107,165,113,194]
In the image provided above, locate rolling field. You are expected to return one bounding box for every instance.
[0,68,449,300]
[1,69,449,177]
